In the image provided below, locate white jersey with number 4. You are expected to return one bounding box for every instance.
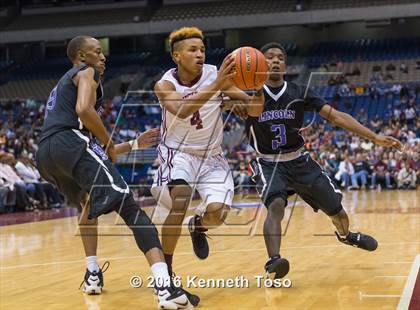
[159,64,223,156]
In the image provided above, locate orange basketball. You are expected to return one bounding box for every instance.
[231,46,268,90]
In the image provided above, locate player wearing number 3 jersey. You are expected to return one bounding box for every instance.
[151,27,264,279]
[245,42,403,281]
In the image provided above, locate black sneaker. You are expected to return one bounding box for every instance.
[187,215,209,260]
[156,285,195,309]
[79,261,110,295]
[335,231,378,251]
[264,256,290,280]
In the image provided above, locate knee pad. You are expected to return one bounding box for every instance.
[328,204,344,217]
[118,197,162,253]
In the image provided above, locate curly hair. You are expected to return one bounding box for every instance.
[169,27,204,53]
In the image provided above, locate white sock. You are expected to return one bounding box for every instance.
[86,256,99,272]
[151,262,171,288]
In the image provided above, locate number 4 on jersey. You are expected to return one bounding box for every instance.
[191,111,203,130]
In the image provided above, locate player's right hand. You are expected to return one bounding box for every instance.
[373,135,404,151]
[137,128,161,149]
[216,54,236,91]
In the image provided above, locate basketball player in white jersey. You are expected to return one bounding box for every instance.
[151,27,264,276]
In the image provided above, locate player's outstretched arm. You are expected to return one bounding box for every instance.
[222,86,264,118]
[74,67,116,162]
[114,128,160,155]
[155,55,236,119]
[319,104,404,151]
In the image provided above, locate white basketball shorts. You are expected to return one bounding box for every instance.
[151,144,234,215]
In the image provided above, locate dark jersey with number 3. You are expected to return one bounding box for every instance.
[245,81,327,154]
[40,65,103,142]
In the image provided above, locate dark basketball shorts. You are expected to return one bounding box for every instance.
[253,152,343,216]
[36,129,133,219]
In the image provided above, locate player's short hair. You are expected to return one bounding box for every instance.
[260,42,287,61]
[169,27,204,53]
[66,35,91,62]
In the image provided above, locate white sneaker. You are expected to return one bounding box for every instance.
[80,261,110,295]
[82,269,103,295]
[157,286,194,309]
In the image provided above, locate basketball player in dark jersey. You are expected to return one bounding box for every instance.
[36,36,198,309]
[245,42,403,280]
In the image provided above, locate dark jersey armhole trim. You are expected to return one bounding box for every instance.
[70,65,101,83]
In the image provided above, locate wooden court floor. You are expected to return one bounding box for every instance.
[1,190,419,309]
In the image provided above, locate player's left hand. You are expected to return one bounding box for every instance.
[136,128,160,149]
[106,141,117,163]
[373,135,404,151]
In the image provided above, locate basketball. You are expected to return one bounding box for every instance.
[231,46,268,90]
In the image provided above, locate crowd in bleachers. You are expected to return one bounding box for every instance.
[0,98,63,213]
[0,83,418,214]
[1,34,420,213]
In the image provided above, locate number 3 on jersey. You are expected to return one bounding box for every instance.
[191,111,203,130]
[271,124,287,150]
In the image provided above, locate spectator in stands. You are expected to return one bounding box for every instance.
[416,61,420,70]
[324,153,339,179]
[369,84,379,100]
[339,83,350,96]
[371,158,392,189]
[372,64,381,72]
[400,62,408,73]
[370,117,382,133]
[384,72,393,81]
[361,139,374,151]
[233,161,251,194]
[397,162,417,189]
[15,156,62,208]
[391,83,402,95]
[0,152,35,211]
[0,179,10,213]
[349,136,360,151]
[404,103,416,126]
[352,66,360,76]
[393,106,402,120]
[386,151,398,174]
[400,85,409,98]
[350,153,371,190]
[386,63,396,71]
[335,155,354,188]
[370,72,382,84]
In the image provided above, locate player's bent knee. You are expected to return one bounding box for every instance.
[205,203,229,225]
[267,197,286,219]
[328,205,345,218]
